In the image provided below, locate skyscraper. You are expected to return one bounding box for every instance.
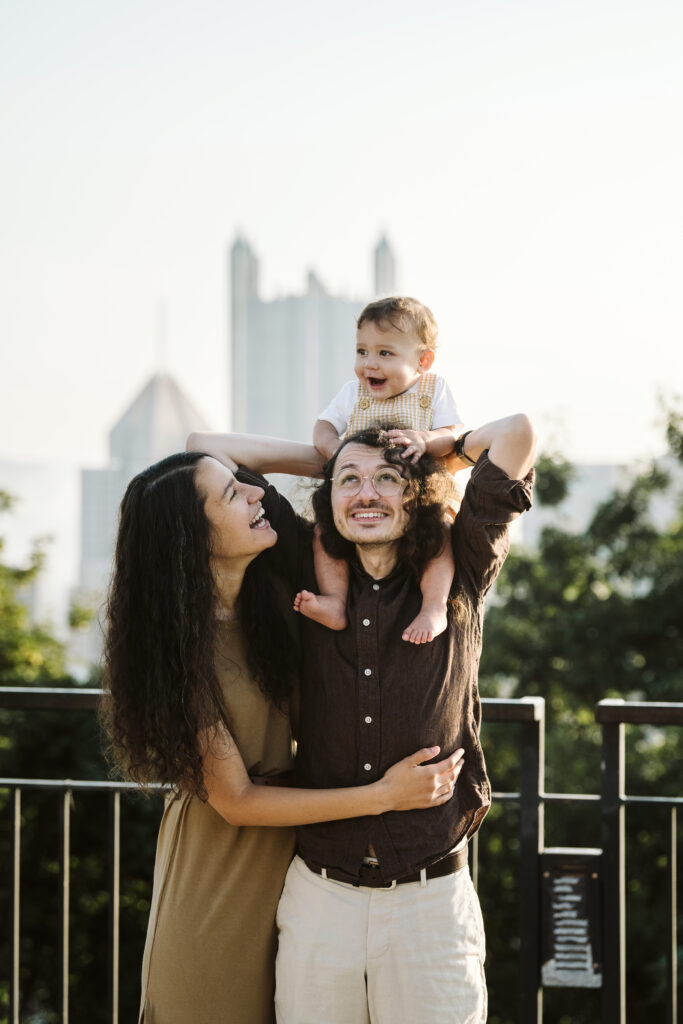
[229,236,397,440]
[74,373,210,664]
[374,235,397,297]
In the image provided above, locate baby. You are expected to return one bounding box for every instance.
[296,295,465,644]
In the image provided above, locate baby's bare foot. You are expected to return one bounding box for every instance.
[402,608,448,644]
[293,591,347,631]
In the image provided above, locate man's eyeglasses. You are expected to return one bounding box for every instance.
[331,467,407,497]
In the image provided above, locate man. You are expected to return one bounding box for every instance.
[189,413,535,1023]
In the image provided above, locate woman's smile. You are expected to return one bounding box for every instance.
[249,506,269,529]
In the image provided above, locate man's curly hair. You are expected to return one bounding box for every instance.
[312,426,459,584]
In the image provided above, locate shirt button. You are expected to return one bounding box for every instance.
[362,618,370,626]
[372,584,380,591]
[364,716,372,724]
[364,763,372,771]
[364,668,372,677]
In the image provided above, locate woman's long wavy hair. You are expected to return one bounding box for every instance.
[102,451,296,798]
[312,426,458,583]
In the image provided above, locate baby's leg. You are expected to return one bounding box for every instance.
[403,527,455,644]
[294,528,348,630]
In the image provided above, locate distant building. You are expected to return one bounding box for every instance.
[73,373,210,665]
[374,235,396,297]
[230,235,397,440]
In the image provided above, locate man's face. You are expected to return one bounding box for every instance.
[330,443,410,547]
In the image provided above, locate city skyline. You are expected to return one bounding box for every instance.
[1,0,682,477]
[231,233,395,440]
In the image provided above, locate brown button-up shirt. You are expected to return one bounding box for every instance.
[254,452,533,884]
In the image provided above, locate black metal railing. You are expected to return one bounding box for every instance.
[0,687,165,1024]
[1,688,680,1024]
[597,699,682,1024]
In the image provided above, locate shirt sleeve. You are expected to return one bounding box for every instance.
[235,466,312,586]
[431,375,462,428]
[318,380,358,435]
[451,452,534,599]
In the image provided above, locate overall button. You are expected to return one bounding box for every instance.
[362,618,370,626]
[364,668,372,677]
[364,716,372,724]
[364,763,372,771]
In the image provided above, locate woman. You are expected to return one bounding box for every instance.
[103,449,463,1024]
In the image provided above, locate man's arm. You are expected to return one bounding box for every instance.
[447,414,536,479]
[449,415,535,597]
[186,432,326,478]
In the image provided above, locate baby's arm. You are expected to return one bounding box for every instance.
[314,380,356,460]
[385,424,465,463]
[403,526,455,644]
[294,526,349,631]
[388,375,465,463]
[313,419,343,461]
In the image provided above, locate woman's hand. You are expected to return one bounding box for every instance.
[377,746,465,812]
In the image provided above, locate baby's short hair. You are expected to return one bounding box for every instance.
[357,296,438,353]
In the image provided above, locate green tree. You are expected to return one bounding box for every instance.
[478,411,683,1023]
[0,493,65,685]
[0,493,160,1023]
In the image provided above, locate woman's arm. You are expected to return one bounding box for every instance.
[201,725,464,827]
[447,414,536,479]
[187,432,325,478]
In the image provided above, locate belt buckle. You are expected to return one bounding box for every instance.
[358,863,395,889]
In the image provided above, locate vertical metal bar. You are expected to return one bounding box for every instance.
[469,828,479,891]
[108,790,121,1024]
[10,787,21,1024]
[666,806,677,1024]
[59,789,71,1024]
[518,701,545,1024]
[601,719,625,1024]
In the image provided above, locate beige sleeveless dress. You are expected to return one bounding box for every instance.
[139,619,296,1024]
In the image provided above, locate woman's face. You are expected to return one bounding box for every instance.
[196,457,277,562]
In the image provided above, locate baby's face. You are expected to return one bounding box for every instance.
[354,321,430,400]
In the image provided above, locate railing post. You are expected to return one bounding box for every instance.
[518,697,545,1024]
[666,806,677,1024]
[59,789,72,1024]
[10,787,21,1024]
[108,790,121,1024]
[600,705,625,1024]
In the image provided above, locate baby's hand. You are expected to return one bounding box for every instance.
[385,428,427,463]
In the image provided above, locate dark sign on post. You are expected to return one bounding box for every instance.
[541,848,602,989]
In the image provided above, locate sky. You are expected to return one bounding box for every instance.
[1,0,682,481]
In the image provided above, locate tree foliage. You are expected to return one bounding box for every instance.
[0,491,65,685]
[478,409,683,1023]
[0,494,160,1023]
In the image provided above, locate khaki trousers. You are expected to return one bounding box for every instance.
[275,854,487,1024]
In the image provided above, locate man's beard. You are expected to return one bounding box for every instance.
[354,538,396,551]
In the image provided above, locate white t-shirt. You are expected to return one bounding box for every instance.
[318,375,462,435]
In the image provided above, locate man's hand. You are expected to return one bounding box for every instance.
[440,450,474,474]
[385,428,428,463]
